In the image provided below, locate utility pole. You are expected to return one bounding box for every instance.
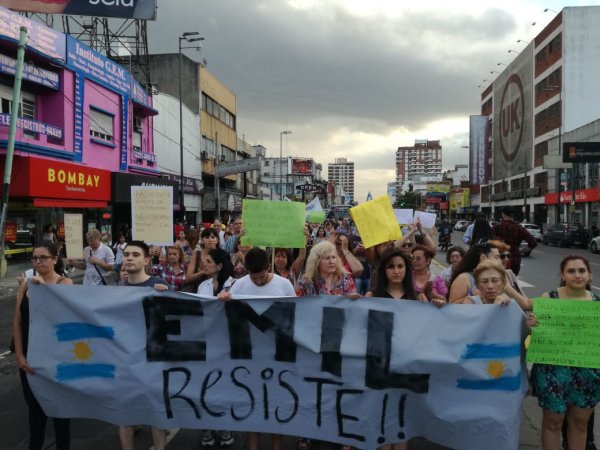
[0,27,27,278]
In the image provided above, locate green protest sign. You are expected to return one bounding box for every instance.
[241,199,306,248]
[526,297,600,368]
[307,210,326,224]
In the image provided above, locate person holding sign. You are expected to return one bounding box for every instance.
[68,229,114,286]
[527,255,599,450]
[12,243,73,450]
[217,247,296,450]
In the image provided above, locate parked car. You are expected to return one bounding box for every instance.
[542,223,590,248]
[454,220,469,231]
[521,223,542,242]
[589,235,600,253]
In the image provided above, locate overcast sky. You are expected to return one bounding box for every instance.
[148,0,594,201]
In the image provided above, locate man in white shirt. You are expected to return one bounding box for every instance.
[212,219,227,248]
[68,229,114,285]
[217,247,294,450]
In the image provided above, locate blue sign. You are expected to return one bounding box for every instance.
[0,53,60,90]
[0,114,63,139]
[130,78,152,110]
[120,95,129,171]
[0,6,66,61]
[73,73,84,162]
[66,36,131,94]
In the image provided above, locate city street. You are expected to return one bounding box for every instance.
[0,233,598,449]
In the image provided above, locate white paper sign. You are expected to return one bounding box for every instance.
[63,213,83,258]
[393,209,414,224]
[131,186,173,245]
[414,211,437,229]
[28,285,527,450]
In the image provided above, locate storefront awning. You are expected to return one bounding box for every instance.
[34,198,108,208]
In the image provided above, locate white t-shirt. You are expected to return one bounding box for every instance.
[229,273,296,297]
[196,276,234,297]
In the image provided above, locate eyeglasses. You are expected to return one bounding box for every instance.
[31,255,53,262]
[501,253,511,259]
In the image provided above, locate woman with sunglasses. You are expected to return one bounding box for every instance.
[448,242,529,308]
[487,240,531,310]
[527,255,599,450]
[13,244,73,450]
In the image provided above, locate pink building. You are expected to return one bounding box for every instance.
[0,6,176,246]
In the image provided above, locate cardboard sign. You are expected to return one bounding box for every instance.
[64,214,83,259]
[131,186,173,246]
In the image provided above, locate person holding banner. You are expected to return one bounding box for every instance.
[527,255,599,450]
[462,260,513,305]
[217,247,296,450]
[295,240,360,298]
[13,243,73,450]
[365,248,416,303]
[196,248,235,296]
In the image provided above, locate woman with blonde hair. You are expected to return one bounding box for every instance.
[295,241,359,298]
[486,239,531,310]
[463,259,513,305]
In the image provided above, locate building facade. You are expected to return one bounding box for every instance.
[476,6,600,228]
[0,6,168,247]
[328,157,354,202]
[396,140,443,197]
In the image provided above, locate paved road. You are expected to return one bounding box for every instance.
[0,239,598,449]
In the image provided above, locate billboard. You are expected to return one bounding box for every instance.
[469,115,489,184]
[291,158,313,175]
[562,142,600,163]
[492,43,534,179]
[0,0,157,19]
[426,182,451,193]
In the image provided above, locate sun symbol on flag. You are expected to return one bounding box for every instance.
[487,360,506,379]
[70,340,93,361]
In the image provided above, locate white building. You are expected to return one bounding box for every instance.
[328,158,355,201]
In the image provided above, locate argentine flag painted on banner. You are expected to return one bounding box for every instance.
[54,322,116,382]
[456,342,522,391]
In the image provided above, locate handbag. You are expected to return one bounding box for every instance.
[181,250,202,293]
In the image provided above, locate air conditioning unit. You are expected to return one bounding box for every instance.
[200,151,208,159]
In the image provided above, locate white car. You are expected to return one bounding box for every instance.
[454,220,469,231]
[521,223,542,242]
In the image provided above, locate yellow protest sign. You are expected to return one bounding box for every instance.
[349,195,401,248]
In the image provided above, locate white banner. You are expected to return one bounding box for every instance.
[27,285,527,449]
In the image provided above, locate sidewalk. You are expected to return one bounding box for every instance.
[0,259,84,299]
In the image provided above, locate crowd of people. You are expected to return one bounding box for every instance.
[11,206,600,450]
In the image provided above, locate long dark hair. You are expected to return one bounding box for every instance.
[450,242,497,286]
[469,218,494,246]
[208,248,233,294]
[37,243,67,277]
[374,248,416,299]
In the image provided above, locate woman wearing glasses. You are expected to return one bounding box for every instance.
[13,244,73,450]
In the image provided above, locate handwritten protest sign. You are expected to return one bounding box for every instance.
[27,286,526,450]
[242,199,306,248]
[131,186,173,245]
[350,195,401,248]
[526,298,600,368]
[64,213,83,258]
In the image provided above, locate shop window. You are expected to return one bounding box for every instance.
[0,84,36,136]
[133,130,142,151]
[89,107,114,143]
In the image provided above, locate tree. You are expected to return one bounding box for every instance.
[394,192,422,209]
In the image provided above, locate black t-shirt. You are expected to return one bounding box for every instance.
[123,276,167,288]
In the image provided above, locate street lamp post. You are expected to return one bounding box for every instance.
[279,130,291,200]
[178,32,204,222]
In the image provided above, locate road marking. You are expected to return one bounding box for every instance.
[593,285,600,291]
[518,279,535,289]
[0,350,10,359]
[149,428,180,450]
[591,262,600,267]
